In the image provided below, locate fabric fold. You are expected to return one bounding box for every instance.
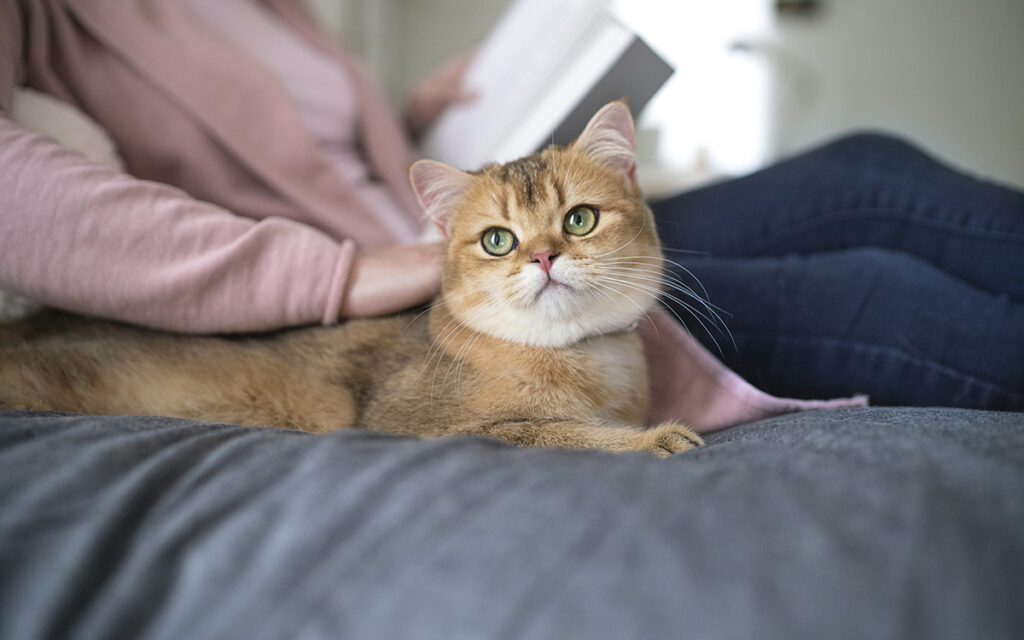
[643,308,868,432]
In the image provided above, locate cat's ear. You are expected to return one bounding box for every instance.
[409,160,474,237]
[573,100,637,185]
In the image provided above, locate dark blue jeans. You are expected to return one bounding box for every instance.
[650,133,1024,411]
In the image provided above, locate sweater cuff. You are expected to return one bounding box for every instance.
[321,240,356,325]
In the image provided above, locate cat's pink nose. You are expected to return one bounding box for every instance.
[530,249,558,275]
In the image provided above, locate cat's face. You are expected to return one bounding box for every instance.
[411,102,662,348]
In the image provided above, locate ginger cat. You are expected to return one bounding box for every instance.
[0,102,702,456]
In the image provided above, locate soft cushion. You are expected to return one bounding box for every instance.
[0,407,1022,639]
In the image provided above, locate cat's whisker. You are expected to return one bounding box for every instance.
[441,336,467,400]
[602,255,713,303]
[596,257,736,352]
[605,274,730,345]
[428,322,469,401]
[600,260,732,328]
[591,214,647,259]
[582,279,622,311]
[587,280,659,340]
[425,302,486,389]
[660,247,710,256]
[599,275,733,355]
[421,286,498,366]
[586,279,655,332]
[403,282,495,335]
[403,301,448,335]
[598,266,709,313]
[441,316,484,392]
[617,266,734,339]
[402,300,440,333]
[597,262,679,287]
[423,312,463,366]
[585,279,631,313]
[599,264,718,314]
[652,298,706,349]
[621,287,724,356]
[431,323,482,403]
[656,259,713,307]
[453,328,486,409]
[428,289,504,401]
[581,278,654,331]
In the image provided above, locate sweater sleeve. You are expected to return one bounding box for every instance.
[0,113,356,333]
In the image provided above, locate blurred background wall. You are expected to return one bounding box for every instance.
[305,0,1024,192]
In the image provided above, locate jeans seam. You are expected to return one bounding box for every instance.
[741,333,1024,404]
[743,207,1024,256]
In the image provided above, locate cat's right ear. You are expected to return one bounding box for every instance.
[573,100,637,186]
[409,160,474,237]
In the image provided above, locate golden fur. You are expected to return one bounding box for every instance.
[0,103,702,456]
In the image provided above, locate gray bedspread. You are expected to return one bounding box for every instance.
[1,407,1022,639]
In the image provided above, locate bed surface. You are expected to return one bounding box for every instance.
[1,407,1022,639]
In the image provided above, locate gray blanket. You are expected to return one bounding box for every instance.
[1,407,1022,639]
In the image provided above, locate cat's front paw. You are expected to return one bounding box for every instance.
[633,423,703,458]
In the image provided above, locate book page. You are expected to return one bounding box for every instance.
[492,16,632,163]
[420,0,604,169]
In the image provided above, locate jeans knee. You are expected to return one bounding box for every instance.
[822,131,927,163]
[801,130,948,182]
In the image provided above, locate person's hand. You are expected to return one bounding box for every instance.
[404,48,477,141]
[339,242,443,318]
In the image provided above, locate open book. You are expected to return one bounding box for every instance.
[419,0,673,170]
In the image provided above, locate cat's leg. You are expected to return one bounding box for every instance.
[449,418,703,457]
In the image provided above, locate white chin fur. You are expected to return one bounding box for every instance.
[454,263,657,348]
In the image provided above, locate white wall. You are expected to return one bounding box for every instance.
[771,0,1024,189]
[306,0,1024,190]
[305,0,507,105]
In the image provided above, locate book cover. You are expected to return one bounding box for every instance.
[420,0,673,170]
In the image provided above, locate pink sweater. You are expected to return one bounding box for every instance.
[0,0,422,332]
[0,0,866,430]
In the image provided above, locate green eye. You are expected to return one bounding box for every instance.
[564,206,598,236]
[481,227,517,256]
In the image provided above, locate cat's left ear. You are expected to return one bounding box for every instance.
[409,159,474,237]
[573,100,637,185]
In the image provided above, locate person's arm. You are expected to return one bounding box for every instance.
[1,3,347,333]
[0,114,354,333]
[0,113,446,332]
[404,49,477,142]
[0,3,441,333]
[339,242,442,318]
